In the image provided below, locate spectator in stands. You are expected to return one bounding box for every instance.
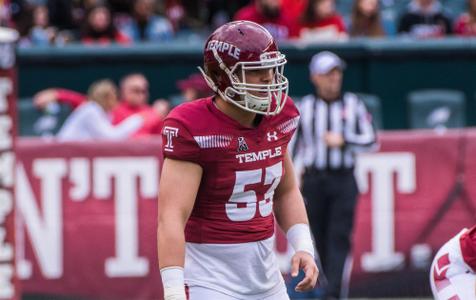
[117,0,174,42]
[15,3,72,47]
[282,0,307,21]
[234,0,295,41]
[207,1,251,29]
[349,0,386,37]
[11,0,32,39]
[81,3,130,45]
[57,79,157,141]
[295,0,348,42]
[34,73,167,136]
[176,73,213,103]
[398,0,452,38]
[27,5,57,46]
[113,73,167,135]
[164,0,187,32]
[454,0,476,36]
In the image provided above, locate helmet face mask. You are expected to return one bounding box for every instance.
[227,51,288,115]
[199,21,289,116]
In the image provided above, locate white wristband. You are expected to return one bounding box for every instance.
[286,223,315,258]
[160,267,186,300]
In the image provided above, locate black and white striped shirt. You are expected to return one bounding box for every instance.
[292,92,377,171]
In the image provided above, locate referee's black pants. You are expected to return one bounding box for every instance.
[302,168,358,299]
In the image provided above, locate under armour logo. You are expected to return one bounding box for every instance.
[237,137,249,152]
[267,131,278,142]
[163,126,179,152]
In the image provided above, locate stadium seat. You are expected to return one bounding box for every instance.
[406,89,466,129]
[17,98,72,137]
[355,93,383,130]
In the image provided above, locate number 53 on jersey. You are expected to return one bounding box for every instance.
[226,161,283,222]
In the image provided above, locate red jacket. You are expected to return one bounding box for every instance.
[295,14,347,38]
[454,13,476,36]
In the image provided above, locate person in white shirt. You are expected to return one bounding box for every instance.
[57,79,148,141]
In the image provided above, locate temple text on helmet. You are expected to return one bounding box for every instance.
[206,40,241,60]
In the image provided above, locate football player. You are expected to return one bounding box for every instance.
[157,20,319,300]
[430,225,476,300]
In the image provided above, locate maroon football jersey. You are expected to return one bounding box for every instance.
[161,96,299,244]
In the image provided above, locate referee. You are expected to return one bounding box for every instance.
[293,51,377,300]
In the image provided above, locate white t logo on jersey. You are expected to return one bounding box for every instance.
[267,131,278,142]
[163,126,179,152]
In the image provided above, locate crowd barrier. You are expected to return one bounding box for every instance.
[10,129,476,299]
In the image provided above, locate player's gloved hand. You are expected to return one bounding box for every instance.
[291,251,319,292]
[161,267,187,300]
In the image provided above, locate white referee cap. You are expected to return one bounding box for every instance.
[309,51,346,75]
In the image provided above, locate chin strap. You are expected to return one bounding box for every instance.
[197,66,218,93]
[197,47,240,102]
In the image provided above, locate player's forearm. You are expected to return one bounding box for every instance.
[157,216,188,300]
[274,187,309,232]
[157,216,186,269]
[274,153,310,232]
[274,189,315,258]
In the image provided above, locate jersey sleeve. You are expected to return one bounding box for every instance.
[460,225,476,271]
[282,96,301,136]
[161,118,201,164]
[275,97,300,157]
